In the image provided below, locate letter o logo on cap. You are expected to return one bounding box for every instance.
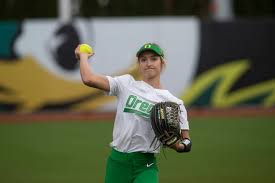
[144,44,152,48]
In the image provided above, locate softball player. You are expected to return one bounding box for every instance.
[75,43,191,183]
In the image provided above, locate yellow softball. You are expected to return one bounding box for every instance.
[79,44,93,54]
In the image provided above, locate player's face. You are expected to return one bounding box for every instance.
[138,51,163,80]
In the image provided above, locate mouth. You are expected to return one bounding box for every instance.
[145,68,155,71]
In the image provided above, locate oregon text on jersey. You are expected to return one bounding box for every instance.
[123,94,154,118]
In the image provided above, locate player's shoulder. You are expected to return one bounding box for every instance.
[164,90,184,105]
[117,74,135,81]
[113,74,135,84]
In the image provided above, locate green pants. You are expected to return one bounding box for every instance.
[104,148,158,183]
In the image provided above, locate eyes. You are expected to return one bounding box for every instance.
[139,56,159,63]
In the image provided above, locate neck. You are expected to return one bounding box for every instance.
[143,77,162,89]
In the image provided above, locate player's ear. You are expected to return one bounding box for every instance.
[160,58,166,71]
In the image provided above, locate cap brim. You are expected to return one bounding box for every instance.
[136,48,162,57]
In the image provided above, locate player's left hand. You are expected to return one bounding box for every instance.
[171,141,185,152]
[172,138,192,153]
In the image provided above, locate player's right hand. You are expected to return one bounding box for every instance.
[74,45,94,61]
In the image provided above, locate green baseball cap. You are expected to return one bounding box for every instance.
[136,43,164,58]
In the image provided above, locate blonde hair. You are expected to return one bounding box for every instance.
[160,57,166,71]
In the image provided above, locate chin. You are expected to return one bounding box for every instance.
[144,73,158,80]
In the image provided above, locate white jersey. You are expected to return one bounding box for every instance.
[106,74,189,153]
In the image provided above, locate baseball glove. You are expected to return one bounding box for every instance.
[150,102,182,147]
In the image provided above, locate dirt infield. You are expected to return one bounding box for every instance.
[0,107,274,123]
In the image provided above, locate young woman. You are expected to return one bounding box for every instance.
[75,43,191,183]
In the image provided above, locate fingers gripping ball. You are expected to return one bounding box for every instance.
[150,102,182,147]
[79,44,93,54]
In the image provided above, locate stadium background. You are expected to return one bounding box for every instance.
[0,0,275,182]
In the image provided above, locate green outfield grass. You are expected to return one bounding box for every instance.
[0,117,275,183]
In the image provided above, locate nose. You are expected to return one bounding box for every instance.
[146,59,153,66]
